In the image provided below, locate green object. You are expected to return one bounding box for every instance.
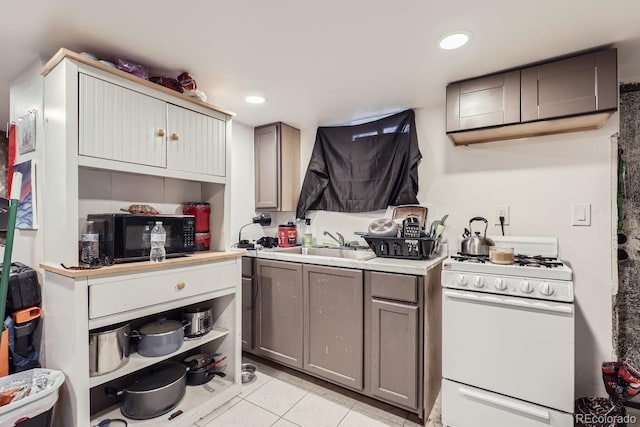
[0,172,22,346]
[303,218,313,248]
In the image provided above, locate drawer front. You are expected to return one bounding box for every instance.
[89,260,238,319]
[369,271,417,303]
[242,257,253,278]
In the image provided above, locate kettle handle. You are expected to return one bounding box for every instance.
[469,217,489,237]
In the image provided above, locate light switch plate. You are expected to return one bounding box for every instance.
[571,203,591,226]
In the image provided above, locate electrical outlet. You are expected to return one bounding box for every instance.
[494,205,510,225]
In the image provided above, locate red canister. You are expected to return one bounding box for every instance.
[182,203,210,233]
[278,224,297,247]
[195,232,211,251]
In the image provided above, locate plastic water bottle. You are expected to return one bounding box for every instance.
[142,224,152,252]
[81,220,99,264]
[150,221,166,263]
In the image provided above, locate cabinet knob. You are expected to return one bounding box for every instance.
[157,129,165,137]
[176,282,186,290]
[170,133,180,141]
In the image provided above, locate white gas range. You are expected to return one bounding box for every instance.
[441,237,575,427]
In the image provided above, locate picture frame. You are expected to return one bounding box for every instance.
[17,110,36,155]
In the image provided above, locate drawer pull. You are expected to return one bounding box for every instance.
[157,129,166,137]
[176,282,186,290]
[170,132,180,141]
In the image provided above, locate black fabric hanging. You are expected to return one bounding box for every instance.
[296,109,421,218]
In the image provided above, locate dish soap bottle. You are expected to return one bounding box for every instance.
[303,218,313,247]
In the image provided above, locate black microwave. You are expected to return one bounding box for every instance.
[87,213,196,263]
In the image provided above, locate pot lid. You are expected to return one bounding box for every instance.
[183,306,211,314]
[139,319,183,336]
[126,361,186,392]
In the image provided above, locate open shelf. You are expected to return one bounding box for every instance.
[89,327,229,388]
[91,377,241,427]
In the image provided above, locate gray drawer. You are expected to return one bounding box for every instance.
[369,271,418,303]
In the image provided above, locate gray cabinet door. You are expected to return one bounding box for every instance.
[370,299,419,410]
[242,277,253,351]
[521,48,617,121]
[303,265,364,390]
[255,259,303,368]
[446,70,520,132]
[254,124,280,210]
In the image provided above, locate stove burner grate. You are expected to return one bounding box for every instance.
[453,253,564,268]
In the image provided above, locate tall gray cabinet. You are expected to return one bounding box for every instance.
[254,122,300,211]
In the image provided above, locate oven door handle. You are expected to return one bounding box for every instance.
[443,290,573,314]
[458,386,551,421]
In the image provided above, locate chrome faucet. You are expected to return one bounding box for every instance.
[323,231,345,247]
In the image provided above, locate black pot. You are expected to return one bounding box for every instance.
[106,361,186,420]
[186,365,226,386]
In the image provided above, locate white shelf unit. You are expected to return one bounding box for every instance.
[36,51,240,427]
[89,326,230,388]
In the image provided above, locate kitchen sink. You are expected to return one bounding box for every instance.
[275,246,377,261]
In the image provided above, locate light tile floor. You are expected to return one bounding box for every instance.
[192,354,443,427]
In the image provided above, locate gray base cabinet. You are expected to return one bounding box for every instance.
[255,259,303,368]
[365,271,423,413]
[370,299,419,408]
[242,257,254,351]
[303,265,363,390]
[247,258,440,418]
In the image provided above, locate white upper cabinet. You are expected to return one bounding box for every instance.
[78,72,227,182]
[79,74,167,167]
[167,104,226,177]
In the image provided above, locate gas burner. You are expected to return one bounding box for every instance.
[453,253,489,263]
[514,255,564,268]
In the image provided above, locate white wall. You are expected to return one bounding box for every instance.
[415,106,616,397]
[8,59,45,270]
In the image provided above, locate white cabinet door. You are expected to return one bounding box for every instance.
[79,74,167,167]
[167,104,226,177]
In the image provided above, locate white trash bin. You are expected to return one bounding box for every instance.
[0,369,65,427]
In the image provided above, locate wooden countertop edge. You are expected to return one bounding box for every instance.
[40,251,242,278]
[40,48,236,118]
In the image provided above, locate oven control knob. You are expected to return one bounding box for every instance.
[472,276,484,288]
[539,282,554,296]
[456,274,468,286]
[520,281,533,293]
[494,278,507,290]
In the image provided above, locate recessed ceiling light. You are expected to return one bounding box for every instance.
[246,95,266,104]
[439,32,471,50]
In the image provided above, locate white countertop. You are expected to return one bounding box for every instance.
[235,246,446,275]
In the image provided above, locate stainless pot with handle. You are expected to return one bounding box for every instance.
[89,322,130,377]
[460,217,495,256]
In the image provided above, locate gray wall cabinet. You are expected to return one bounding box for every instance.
[303,265,364,390]
[446,48,617,145]
[446,71,520,132]
[255,259,304,368]
[254,122,300,212]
